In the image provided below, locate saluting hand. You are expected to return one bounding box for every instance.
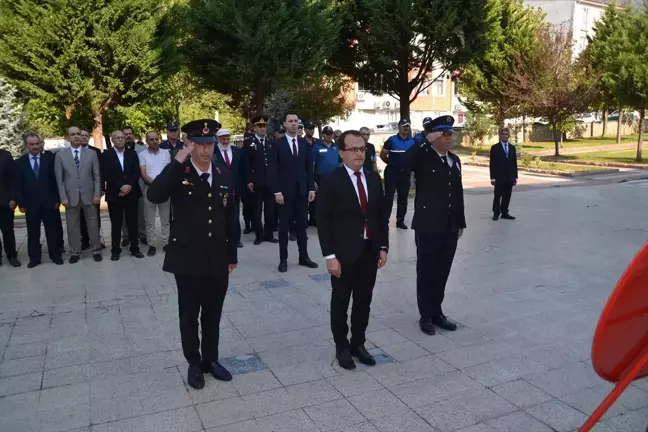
[425,131,443,143]
[175,137,195,164]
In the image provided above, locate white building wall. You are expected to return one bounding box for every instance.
[524,0,575,26]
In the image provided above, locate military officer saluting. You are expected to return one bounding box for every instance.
[147,119,238,390]
[403,116,466,336]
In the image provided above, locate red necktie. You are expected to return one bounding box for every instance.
[223,150,231,168]
[355,171,371,240]
[292,138,298,157]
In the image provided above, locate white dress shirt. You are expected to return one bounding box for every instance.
[285,134,298,156]
[140,148,171,180]
[217,144,233,165]
[256,135,265,146]
[30,153,41,170]
[115,148,125,171]
[435,150,454,168]
[191,159,213,187]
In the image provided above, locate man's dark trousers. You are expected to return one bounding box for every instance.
[175,274,228,365]
[384,166,410,223]
[415,226,458,319]
[0,206,18,260]
[278,187,308,260]
[331,241,378,351]
[493,181,514,215]
[107,200,139,255]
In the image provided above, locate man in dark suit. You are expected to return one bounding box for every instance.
[489,127,518,220]
[404,116,466,336]
[242,115,278,245]
[13,131,63,267]
[317,130,389,370]
[102,130,144,260]
[0,148,20,267]
[213,128,244,248]
[79,129,105,249]
[271,113,319,273]
[147,119,238,389]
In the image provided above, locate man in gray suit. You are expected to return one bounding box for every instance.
[54,126,103,264]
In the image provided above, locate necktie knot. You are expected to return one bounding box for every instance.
[200,173,210,183]
[354,171,362,179]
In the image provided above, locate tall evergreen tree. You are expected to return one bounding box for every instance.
[0,77,24,157]
[180,0,339,115]
[459,0,545,127]
[0,0,179,148]
[331,0,493,120]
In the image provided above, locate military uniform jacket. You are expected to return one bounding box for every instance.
[242,135,274,188]
[403,142,467,233]
[146,159,238,277]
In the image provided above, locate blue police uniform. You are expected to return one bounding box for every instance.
[313,142,340,176]
[383,130,415,226]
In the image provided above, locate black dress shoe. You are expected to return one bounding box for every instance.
[69,255,80,264]
[8,258,21,267]
[52,258,64,266]
[187,365,205,390]
[93,254,103,262]
[298,256,319,269]
[492,213,500,221]
[396,221,408,230]
[501,213,516,220]
[201,361,232,382]
[350,345,376,366]
[81,243,90,251]
[419,318,436,335]
[147,246,156,257]
[289,233,297,242]
[336,349,356,370]
[278,260,287,273]
[132,251,145,259]
[254,238,263,246]
[139,237,148,245]
[163,245,168,252]
[27,261,41,269]
[243,227,252,234]
[432,315,458,331]
[111,254,120,261]
[264,237,279,244]
[121,239,130,247]
[238,242,243,248]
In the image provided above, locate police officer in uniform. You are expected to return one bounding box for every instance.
[403,116,465,336]
[243,115,278,245]
[413,117,432,145]
[147,119,238,389]
[380,119,415,229]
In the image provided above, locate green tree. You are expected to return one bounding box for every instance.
[461,111,494,148]
[331,0,492,120]
[289,74,354,132]
[180,0,339,115]
[505,24,597,156]
[460,0,545,127]
[0,77,25,157]
[0,0,179,149]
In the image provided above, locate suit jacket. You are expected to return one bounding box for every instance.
[489,142,518,182]
[317,167,388,265]
[271,136,314,197]
[242,135,275,188]
[13,152,59,211]
[54,146,102,207]
[0,149,14,207]
[146,159,238,276]
[213,145,245,198]
[102,148,142,203]
[83,145,104,193]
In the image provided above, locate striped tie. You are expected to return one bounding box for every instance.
[74,149,80,170]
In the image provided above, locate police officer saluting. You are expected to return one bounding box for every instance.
[147,119,238,389]
[403,116,466,336]
[380,119,415,229]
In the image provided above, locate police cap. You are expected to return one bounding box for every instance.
[398,119,410,127]
[167,121,179,131]
[303,120,315,129]
[422,117,432,127]
[298,119,304,129]
[251,115,269,126]
[322,126,334,135]
[424,115,455,133]
[181,119,221,144]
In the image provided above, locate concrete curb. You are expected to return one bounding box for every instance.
[463,161,617,178]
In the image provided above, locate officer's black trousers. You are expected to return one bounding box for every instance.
[241,191,253,228]
[330,241,378,351]
[252,186,276,240]
[0,206,17,260]
[175,274,228,366]
[492,181,514,215]
[80,204,101,246]
[415,229,458,319]
[25,207,61,263]
[278,188,308,261]
[384,166,410,223]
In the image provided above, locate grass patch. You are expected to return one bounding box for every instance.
[455,136,639,154]
[549,150,645,165]
[527,161,611,172]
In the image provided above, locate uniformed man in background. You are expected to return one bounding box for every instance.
[147,119,238,390]
[359,127,379,173]
[403,116,465,336]
[243,115,278,245]
[380,119,415,229]
[413,117,432,145]
[310,126,340,226]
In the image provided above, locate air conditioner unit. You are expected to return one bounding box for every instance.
[356,91,366,101]
[383,101,391,108]
[374,101,382,109]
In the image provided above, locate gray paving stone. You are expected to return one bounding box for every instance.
[462,355,547,386]
[91,406,202,432]
[367,329,409,347]
[371,410,438,432]
[231,369,282,395]
[0,371,42,397]
[485,411,554,432]
[37,405,90,432]
[366,355,455,387]
[286,378,343,408]
[327,370,384,397]
[379,340,429,362]
[415,388,517,431]
[348,389,410,420]
[259,279,291,289]
[591,407,648,432]
[271,361,339,386]
[43,364,90,388]
[0,390,40,432]
[0,354,45,377]
[330,422,380,432]
[435,341,517,369]
[454,425,497,432]
[525,399,589,432]
[524,362,603,398]
[389,370,483,409]
[221,353,267,375]
[490,379,553,409]
[3,341,47,360]
[368,348,396,365]
[305,398,366,430]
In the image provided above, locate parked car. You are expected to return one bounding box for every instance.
[374,122,399,133]
[608,111,639,121]
[574,112,601,123]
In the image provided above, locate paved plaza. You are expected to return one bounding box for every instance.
[1,178,647,432]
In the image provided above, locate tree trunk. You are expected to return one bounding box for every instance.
[601,107,608,137]
[637,109,644,162]
[522,116,527,143]
[552,123,560,157]
[253,87,265,115]
[92,111,104,151]
[616,106,623,144]
[175,101,181,124]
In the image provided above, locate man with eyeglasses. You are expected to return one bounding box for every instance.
[380,119,415,229]
[403,116,465,336]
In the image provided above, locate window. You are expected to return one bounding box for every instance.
[434,80,445,97]
[583,8,589,29]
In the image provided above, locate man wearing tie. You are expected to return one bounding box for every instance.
[214,128,244,248]
[54,126,103,264]
[102,130,144,261]
[272,113,318,273]
[317,130,388,369]
[489,127,518,221]
[13,131,64,267]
